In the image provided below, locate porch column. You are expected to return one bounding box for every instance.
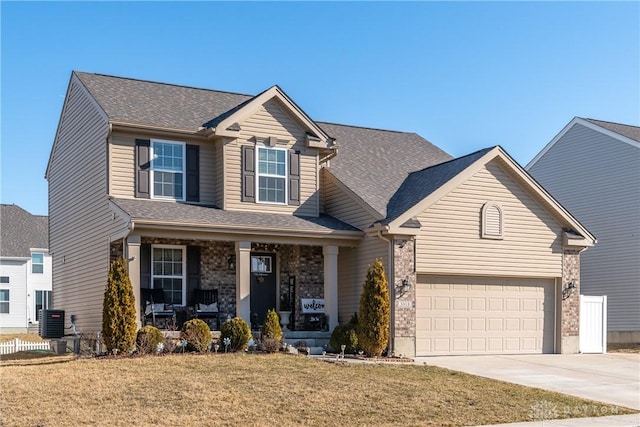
[125,235,142,328]
[323,245,339,331]
[236,241,252,325]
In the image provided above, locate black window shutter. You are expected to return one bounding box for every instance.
[186,144,200,202]
[289,150,300,206]
[186,246,201,307]
[135,139,151,199]
[242,145,255,202]
[140,243,151,289]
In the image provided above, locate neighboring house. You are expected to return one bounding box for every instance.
[0,204,52,333]
[527,117,640,344]
[46,72,594,356]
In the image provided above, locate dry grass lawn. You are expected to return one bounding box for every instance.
[1,353,634,427]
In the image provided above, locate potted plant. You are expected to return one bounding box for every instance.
[279,293,292,331]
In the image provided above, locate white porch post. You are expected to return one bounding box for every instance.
[236,241,252,324]
[125,235,142,328]
[323,245,339,331]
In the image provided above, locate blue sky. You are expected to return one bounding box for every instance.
[1,1,638,216]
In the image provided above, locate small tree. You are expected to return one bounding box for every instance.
[261,309,283,341]
[358,259,390,357]
[102,257,137,354]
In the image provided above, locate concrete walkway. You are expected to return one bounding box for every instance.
[477,413,640,426]
[415,353,640,426]
[416,353,640,411]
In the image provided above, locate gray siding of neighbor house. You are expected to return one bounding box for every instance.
[528,123,640,333]
[48,76,129,333]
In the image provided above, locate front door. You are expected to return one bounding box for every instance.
[250,253,277,330]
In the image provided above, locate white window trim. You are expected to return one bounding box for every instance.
[150,139,186,201]
[0,289,9,314]
[151,244,187,306]
[31,252,44,274]
[481,201,504,240]
[256,145,288,205]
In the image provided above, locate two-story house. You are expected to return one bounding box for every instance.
[0,204,52,333]
[46,72,594,356]
[528,118,640,344]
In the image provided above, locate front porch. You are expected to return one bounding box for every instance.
[112,237,341,333]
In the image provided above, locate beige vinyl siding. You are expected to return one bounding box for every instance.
[338,235,389,323]
[528,124,640,332]
[48,77,129,333]
[225,99,319,216]
[416,159,563,277]
[110,135,135,196]
[109,134,216,205]
[323,170,378,230]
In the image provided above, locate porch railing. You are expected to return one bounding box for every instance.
[0,338,51,355]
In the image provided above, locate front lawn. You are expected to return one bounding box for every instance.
[1,353,634,426]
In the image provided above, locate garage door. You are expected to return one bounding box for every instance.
[416,276,556,356]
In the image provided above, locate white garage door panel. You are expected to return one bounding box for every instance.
[416,276,555,356]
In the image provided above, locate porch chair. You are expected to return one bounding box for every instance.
[193,288,220,330]
[141,288,176,329]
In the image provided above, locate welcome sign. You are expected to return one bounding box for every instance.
[300,298,325,313]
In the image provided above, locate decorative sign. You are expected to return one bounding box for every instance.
[301,298,325,313]
[397,300,413,308]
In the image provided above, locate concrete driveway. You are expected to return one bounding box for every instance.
[415,353,640,411]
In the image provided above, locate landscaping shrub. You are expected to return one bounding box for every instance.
[261,309,283,341]
[136,325,164,354]
[358,259,390,357]
[102,258,137,354]
[260,337,281,352]
[180,319,212,353]
[220,317,252,352]
[330,313,359,353]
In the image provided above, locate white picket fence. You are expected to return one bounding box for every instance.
[0,338,51,355]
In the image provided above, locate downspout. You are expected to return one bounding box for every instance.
[376,229,395,356]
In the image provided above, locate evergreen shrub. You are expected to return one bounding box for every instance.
[102,258,137,354]
[220,317,252,352]
[136,325,164,354]
[358,259,390,357]
[180,319,212,352]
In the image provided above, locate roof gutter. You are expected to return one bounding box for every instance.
[133,219,363,240]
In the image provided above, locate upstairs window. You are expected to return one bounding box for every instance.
[32,253,44,274]
[482,202,504,239]
[257,147,287,204]
[151,140,185,200]
[0,290,9,313]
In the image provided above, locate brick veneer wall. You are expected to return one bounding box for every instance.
[138,239,325,329]
[393,238,416,338]
[562,249,581,338]
[278,244,324,329]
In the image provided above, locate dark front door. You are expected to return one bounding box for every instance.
[250,253,277,330]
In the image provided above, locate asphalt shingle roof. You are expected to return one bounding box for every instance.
[74,72,477,224]
[75,72,252,131]
[584,118,640,143]
[111,198,361,234]
[0,205,48,257]
[384,147,494,224]
[319,123,453,218]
